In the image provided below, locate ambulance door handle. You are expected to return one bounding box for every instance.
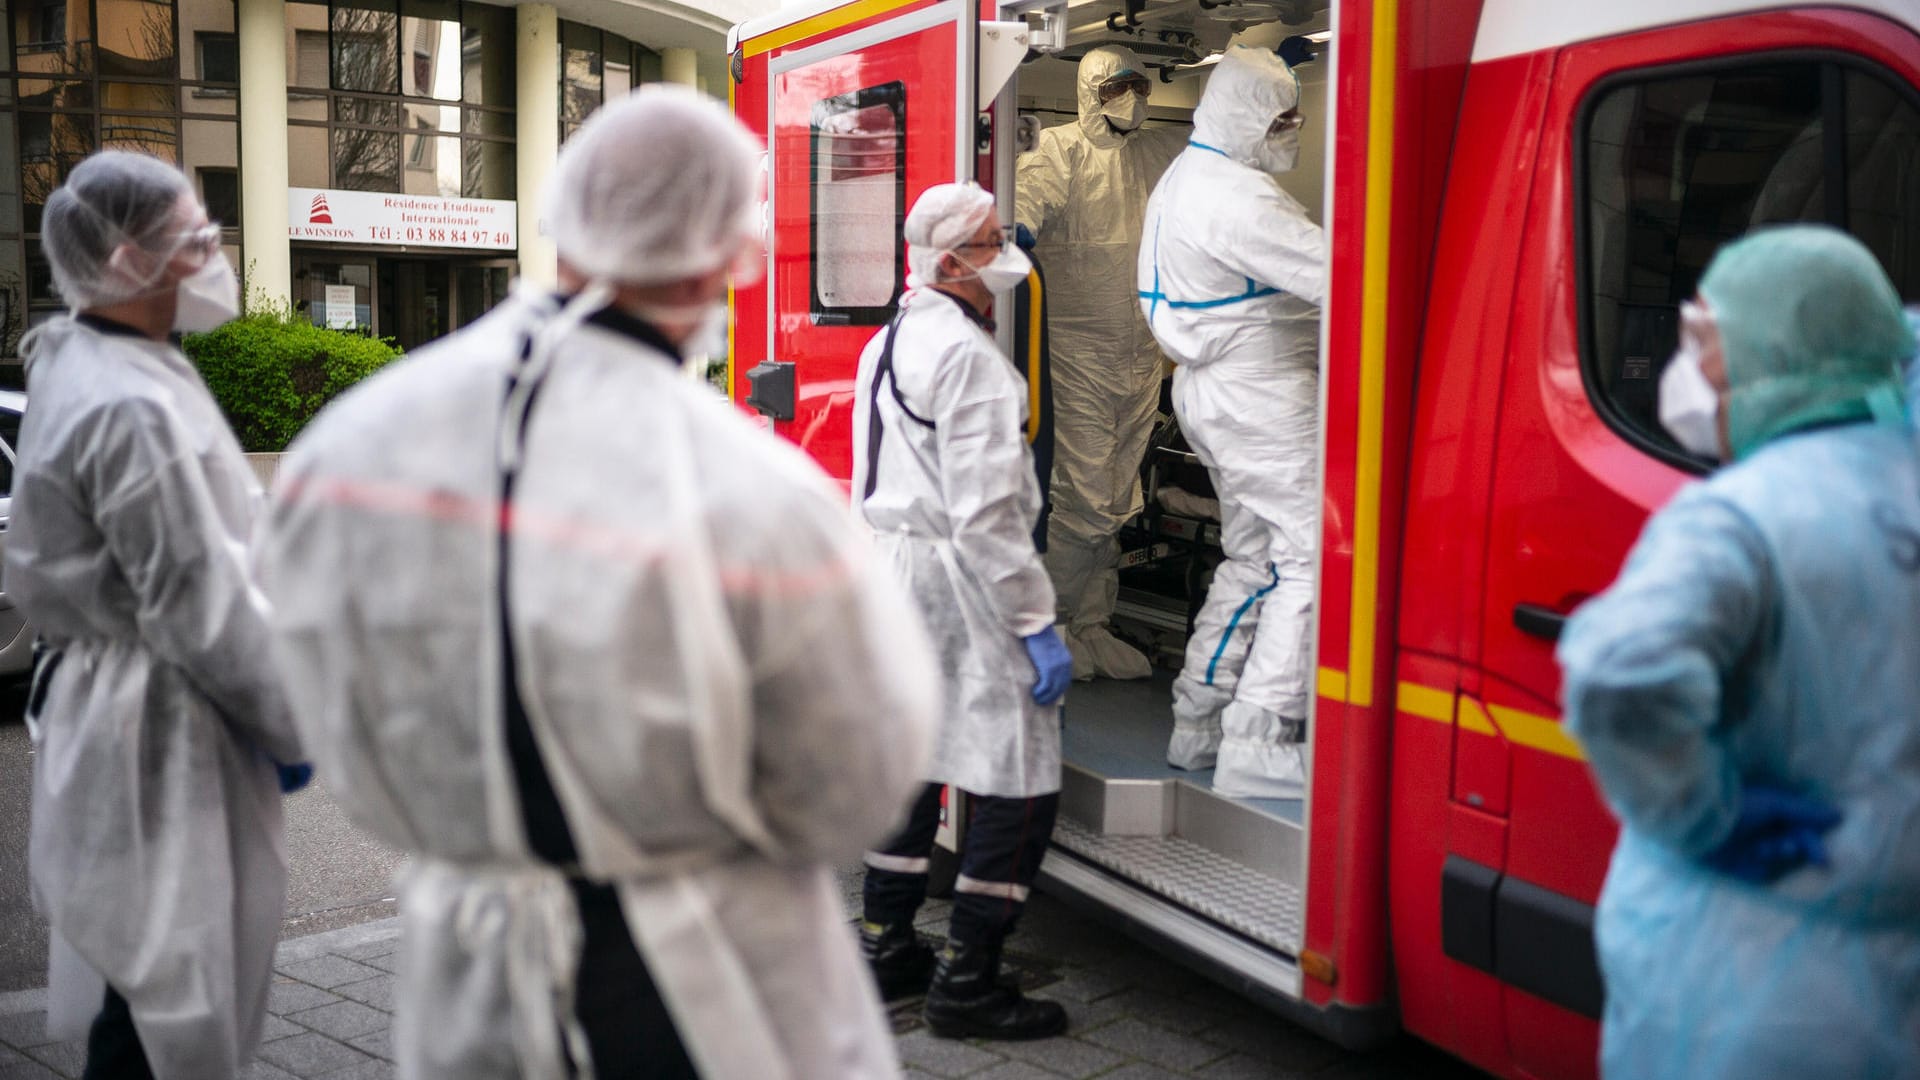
[744,360,796,422]
[1512,603,1566,642]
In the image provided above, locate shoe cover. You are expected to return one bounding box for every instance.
[1064,629,1098,682]
[1212,702,1305,798]
[1167,677,1230,769]
[1077,624,1151,680]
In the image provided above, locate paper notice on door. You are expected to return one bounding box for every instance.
[324,284,357,330]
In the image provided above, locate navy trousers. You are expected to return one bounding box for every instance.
[863,783,1061,948]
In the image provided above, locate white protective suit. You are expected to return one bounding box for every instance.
[1137,46,1326,797]
[258,287,940,1080]
[1017,45,1187,679]
[853,285,1061,798]
[5,316,302,1078]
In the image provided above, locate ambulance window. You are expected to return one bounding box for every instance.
[810,81,906,325]
[1579,58,1920,464]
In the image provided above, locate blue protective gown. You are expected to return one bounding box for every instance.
[1558,422,1920,1080]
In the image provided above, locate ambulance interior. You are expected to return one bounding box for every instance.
[1005,0,1332,963]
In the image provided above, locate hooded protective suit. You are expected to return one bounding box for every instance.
[1559,226,1920,1079]
[259,286,940,1079]
[1137,46,1326,796]
[6,315,301,1079]
[1017,45,1187,679]
[853,284,1060,798]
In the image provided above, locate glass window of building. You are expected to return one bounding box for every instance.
[3,0,240,367]
[288,0,513,197]
[558,20,659,141]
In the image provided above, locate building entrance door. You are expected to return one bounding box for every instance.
[293,255,376,335]
[294,250,517,351]
[379,259,451,350]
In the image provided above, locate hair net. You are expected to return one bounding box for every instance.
[1192,46,1300,169]
[904,183,995,286]
[1698,224,1916,459]
[42,150,194,309]
[543,85,764,286]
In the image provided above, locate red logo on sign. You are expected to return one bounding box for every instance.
[309,193,333,224]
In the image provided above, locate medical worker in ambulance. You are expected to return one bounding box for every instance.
[1137,45,1326,798]
[259,88,941,1080]
[1017,44,1188,681]
[1559,225,1920,1079]
[853,182,1077,1042]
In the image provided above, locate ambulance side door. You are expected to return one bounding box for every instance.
[1477,10,1920,1079]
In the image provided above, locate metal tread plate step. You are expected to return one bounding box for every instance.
[1050,816,1303,955]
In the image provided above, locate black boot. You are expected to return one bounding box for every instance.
[860,920,936,1001]
[924,943,1067,1041]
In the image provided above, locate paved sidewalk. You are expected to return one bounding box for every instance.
[0,875,1481,1080]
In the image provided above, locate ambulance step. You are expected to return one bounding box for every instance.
[1038,845,1304,1003]
[1049,816,1304,955]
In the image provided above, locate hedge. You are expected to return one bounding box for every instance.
[183,300,403,453]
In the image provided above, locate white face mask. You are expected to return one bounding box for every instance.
[173,252,240,333]
[1102,93,1147,132]
[947,243,1032,294]
[1658,338,1722,460]
[1253,129,1301,175]
[627,298,728,363]
[684,302,728,362]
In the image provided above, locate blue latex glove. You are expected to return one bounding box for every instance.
[1278,35,1317,68]
[1702,785,1842,884]
[1023,627,1072,706]
[1013,223,1037,252]
[275,761,315,795]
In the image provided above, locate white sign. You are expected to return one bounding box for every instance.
[323,284,357,330]
[288,187,518,250]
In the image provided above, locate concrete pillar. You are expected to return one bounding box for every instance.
[236,0,290,307]
[662,47,698,88]
[515,3,560,286]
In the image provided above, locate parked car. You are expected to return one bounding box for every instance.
[0,391,32,677]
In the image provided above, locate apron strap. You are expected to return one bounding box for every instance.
[862,312,936,504]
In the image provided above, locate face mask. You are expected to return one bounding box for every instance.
[1102,93,1147,132]
[629,299,727,363]
[1658,339,1722,460]
[1253,128,1301,175]
[173,252,240,333]
[947,243,1032,294]
[684,302,728,361]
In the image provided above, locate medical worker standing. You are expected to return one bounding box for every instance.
[258,88,939,1080]
[1017,44,1187,681]
[1137,46,1326,797]
[4,150,308,1079]
[1559,225,1920,1079]
[854,183,1075,1041]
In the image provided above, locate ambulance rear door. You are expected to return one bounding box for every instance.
[732,0,981,482]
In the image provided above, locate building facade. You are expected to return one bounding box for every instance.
[0,0,765,372]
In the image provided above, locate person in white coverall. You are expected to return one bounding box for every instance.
[3,150,310,1080]
[257,88,940,1080]
[1017,44,1187,681]
[853,183,1076,1042]
[1137,46,1326,798]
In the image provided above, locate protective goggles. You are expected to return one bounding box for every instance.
[1267,109,1305,136]
[173,222,224,259]
[1097,72,1152,104]
[951,222,1014,253]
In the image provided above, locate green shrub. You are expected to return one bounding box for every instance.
[183,297,402,452]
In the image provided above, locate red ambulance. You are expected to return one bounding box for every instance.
[725,1,1920,1075]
